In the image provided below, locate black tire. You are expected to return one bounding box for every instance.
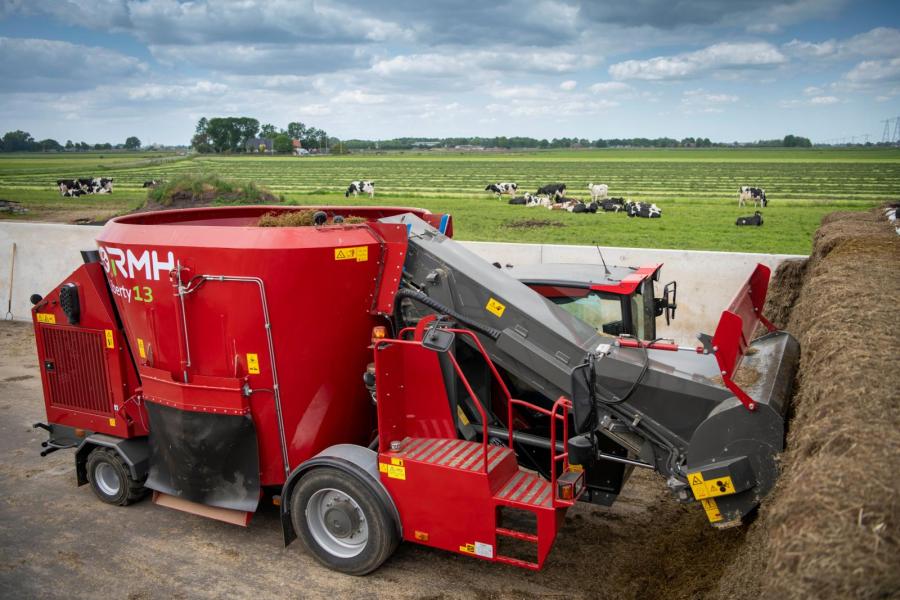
[291,467,398,576]
[85,447,147,506]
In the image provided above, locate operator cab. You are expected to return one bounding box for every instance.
[506,263,676,340]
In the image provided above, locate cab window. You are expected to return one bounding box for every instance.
[550,291,626,336]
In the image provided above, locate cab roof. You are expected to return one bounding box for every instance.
[506,262,662,295]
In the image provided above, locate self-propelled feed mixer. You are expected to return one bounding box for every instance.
[31,205,798,574]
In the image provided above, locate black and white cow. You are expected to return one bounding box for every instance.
[91,177,113,194]
[536,183,567,201]
[346,180,375,198]
[600,197,625,212]
[142,180,161,188]
[508,192,537,206]
[486,182,518,199]
[736,211,763,226]
[739,186,767,207]
[625,201,662,218]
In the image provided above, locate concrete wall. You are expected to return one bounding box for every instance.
[0,222,804,344]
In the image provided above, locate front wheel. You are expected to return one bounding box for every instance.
[85,447,147,506]
[291,468,398,575]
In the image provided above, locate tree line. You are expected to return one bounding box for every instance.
[0,130,142,152]
[338,134,814,150]
[190,117,329,154]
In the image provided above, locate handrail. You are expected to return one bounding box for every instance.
[387,323,577,503]
[374,338,490,473]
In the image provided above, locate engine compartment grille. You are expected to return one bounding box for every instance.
[40,325,112,415]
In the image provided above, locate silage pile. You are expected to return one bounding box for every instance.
[715,207,900,599]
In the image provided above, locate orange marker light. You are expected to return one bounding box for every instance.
[74,428,86,438]
[372,326,387,343]
[414,530,429,541]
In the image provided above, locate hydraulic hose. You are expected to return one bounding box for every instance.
[395,288,502,340]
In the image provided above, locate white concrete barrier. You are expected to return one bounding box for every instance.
[0,222,805,344]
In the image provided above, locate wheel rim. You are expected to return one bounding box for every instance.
[306,487,368,558]
[94,462,121,496]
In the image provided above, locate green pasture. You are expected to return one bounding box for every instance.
[1,148,897,254]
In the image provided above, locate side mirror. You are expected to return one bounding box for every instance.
[663,280,677,325]
[422,326,455,353]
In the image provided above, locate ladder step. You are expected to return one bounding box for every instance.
[495,555,540,570]
[496,527,538,543]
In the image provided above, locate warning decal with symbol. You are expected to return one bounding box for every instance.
[334,246,369,262]
[687,472,736,500]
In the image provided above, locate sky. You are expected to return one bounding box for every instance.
[0,0,898,145]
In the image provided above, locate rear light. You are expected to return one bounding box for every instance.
[557,469,585,501]
[372,326,387,343]
[558,482,574,500]
[74,428,86,438]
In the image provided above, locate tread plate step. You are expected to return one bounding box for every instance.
[394,437,511,472]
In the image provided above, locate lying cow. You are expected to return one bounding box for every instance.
[486,182,518,199]
[508,193,537,206]
[736,211,763,226]
[625,201,662,218]
[346,180,375,198]
[739,186,767,207]
[536,183,566,201]
[526,195,553,208]
[588,183,609,201]
[142,180,161,188]
[57,178,95,196]
[91,177,113,194]
[554,200,599,213]
[600,197,625,212]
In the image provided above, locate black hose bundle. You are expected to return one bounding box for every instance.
[394,288,502,340]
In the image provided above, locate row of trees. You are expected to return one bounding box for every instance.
[0,130,142,152]
[190,117,328,154]
[338,134,811,151]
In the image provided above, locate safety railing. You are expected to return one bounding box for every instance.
[398,321,577,505]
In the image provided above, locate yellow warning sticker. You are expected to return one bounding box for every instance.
[459,543,475,554]
[247,353,260,375]
[379,461,406,480]
[108,418,117,428]
[334,246,369,262]
[104,329,115,349]
[457,405,470,426]
[485,297,506,317]
[701,498,724,523]
[137,338,146,359]
[688,472,735,499]
[36,313,56,324]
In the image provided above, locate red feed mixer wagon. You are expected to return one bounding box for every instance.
[30,205,798,574]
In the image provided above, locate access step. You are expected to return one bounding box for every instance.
[392,437,512,472]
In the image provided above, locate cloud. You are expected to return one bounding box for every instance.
[0,37,146,92]
[843,58,900,84]
[559,80,577,91]
[779,95,842,108]
[746,23,780,34]
[784,27,900,60]
[372,49,599,79]
[609,42,786,81]
[150,42,366,75]
[589,81,633,94]
[332,89,388,105]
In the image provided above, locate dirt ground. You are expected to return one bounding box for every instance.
[0,320,742,600]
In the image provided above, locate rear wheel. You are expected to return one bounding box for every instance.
[291,467,398,575]
[86,447,147,506]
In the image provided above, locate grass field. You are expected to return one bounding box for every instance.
[1,148,897,254]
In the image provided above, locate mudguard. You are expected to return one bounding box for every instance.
[144,401,260,513]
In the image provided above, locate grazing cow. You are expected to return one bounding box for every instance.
[625,201,662,218]
[536,183,567,201]
[142,180,161,188]
[588,183,609,201]
[739,186,767,207]
[736,211,763,226]
[345,180,375,198]
[485,182,518,199]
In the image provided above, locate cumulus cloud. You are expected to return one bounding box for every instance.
[372,49,599,80]
[559,80,577,90]
[784,27,900,60]
[589,81,633,94]
[150,42,366,75]
[779,95,842,108]
[0,37,146,92]
[609,42,786,80]
[844,58,900,83]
